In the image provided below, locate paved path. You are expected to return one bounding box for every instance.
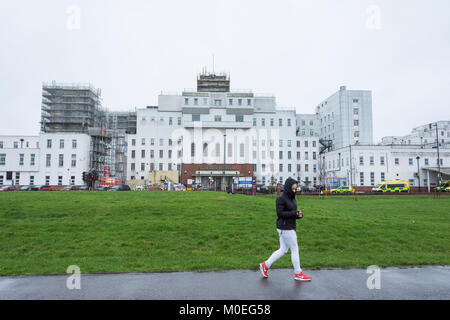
[0,266,449,300]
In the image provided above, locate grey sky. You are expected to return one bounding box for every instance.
[1,0,449,142]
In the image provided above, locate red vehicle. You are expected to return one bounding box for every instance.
[0,185,17,191]
[37,185,53,191]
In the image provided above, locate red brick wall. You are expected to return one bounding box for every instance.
[181,163,254,185]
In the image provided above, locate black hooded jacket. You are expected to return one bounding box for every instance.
[276,177,300,230]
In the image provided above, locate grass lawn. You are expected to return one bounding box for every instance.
[0,191,449,276]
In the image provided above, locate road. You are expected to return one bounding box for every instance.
[0,266,449,300]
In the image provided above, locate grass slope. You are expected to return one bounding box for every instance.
[0,192,449,275]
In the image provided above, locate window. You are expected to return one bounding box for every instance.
[297,141,300,148]
[192,114,200,121]
[313,152,317,160]
[279,151,283,160]
[141,150,145,158]
[297,152,301,160]
[288,119,291,127]
[159,138,163,146]
[288,151,292,159]
[424,158,429,166]
[247,99,251,106]
[159,150,163,158]
[0,153,5,165]
[72,139,77,149]
[47,139,52,148]
[58,176,63,186]
[150,150,154,159]
[59,139,64,149]
[141,163,145,171]
[304,141,308,148]
[288,140,292,147]
[131,163,135,171]
[194,98,198,105]
[58,154,64,167]
[191,143,195,157]
[279,140,283,147]
[253,118,257,126]
[169,117,173,125]
[168,150,172,159]
[19,154,24,165]
[14,141,18,149]
[409,158,413,166]
[132,139,136,146]
[353,99,359,103]
[360,172,364,186]
[46,154,51,167]
[359,156,364,165]
[236,115,244,122]
[228,99,233,105]
[354,131,360,137]
[380,156,385,165]
[214,99,222,106]
[238,99,242,106]
[159,163,163,171]
[151,138,155,146]
[353,108,359,115]
[30,154,35,166]
[270,118,274,126]
[305,152,309,160]
[305,164,309,172]
[30,176,34,185]
[184,98,189,105]
[131,150,136,159]
[395,158,399,165]
[279,119,283,127]
[168,163,172,170]
[0,141,3,148]
[354,120,359,126]
[178,117,182,125]
[279,164,283,172]
[381,172,385,182]
[215,115,222,122]
[370,156,374,165]
[71,154,76,167]
[261,118,265,126]
[45,176,50,186]
[142,138,145,145]
[370,172,375,186]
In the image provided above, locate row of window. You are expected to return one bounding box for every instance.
[0,153,37,166]
[45,154,77,167]
[0,141,38,149]
[0,174,76,186]
[327,156,444,170]
[184,97,252,107]
[46,139,78,149]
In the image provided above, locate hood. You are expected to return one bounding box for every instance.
[283,177,298,199]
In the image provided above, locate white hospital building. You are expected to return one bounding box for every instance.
[0,73,449,190]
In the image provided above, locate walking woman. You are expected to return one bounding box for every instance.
[259,177,312,281]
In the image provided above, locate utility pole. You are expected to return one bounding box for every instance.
[349,145,353,187]
[416,156,421,193]
[435,123,442,186]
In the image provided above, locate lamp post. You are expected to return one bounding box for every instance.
[416,156,421,192]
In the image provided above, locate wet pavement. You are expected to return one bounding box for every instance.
[0,266,449,300]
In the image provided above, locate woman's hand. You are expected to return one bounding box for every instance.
[297,210,304,218]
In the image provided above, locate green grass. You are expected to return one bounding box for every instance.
[0,192,449,276]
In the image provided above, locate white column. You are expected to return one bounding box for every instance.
[427,170,430,193]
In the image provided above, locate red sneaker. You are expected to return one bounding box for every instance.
[294,271,312,281]
[259,262,269,278]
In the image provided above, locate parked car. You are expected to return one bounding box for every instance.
[0,185,17,191]
[109,184,131,191]
[95,186,110,191]
[63,185,79,191]
[331,186,353,194]
[201,185,210,191]
[37,185,53,191]
[77,186,89,191]
[19,185,39,191]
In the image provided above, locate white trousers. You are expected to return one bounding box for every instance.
[265,228,302,274]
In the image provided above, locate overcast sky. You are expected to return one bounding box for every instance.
[1,0,449,142]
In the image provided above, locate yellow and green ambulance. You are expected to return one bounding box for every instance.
[371,180,410,193]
